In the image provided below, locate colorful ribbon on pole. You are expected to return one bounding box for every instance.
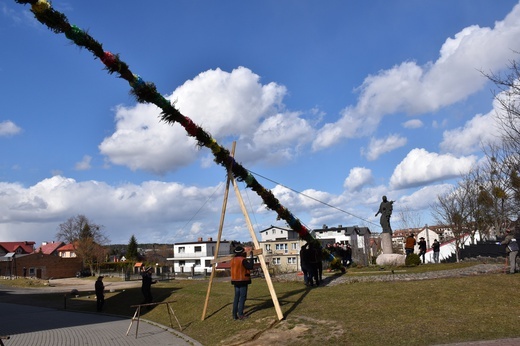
[15,0,315,243]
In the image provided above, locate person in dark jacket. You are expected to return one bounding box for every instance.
[95,276,105,312]
[300,243,310,286]
[231,246,254,320]
[432,239,440,263]
[141,267,157,305]
[307,242,321,287]
[501,228,518,274]
[418,237,427,263]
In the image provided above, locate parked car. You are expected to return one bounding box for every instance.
[75,269,92,277]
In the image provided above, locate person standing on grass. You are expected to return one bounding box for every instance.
[231,246,254,320]
[418,237,427,263]
[300,243,310,286]
[141,267,157,305]
[95,276,105,312]
[501,228,519,274]
[345,242,353,267]
[432,239,440,263]
[405,234,416,256]
[307,242,321,287]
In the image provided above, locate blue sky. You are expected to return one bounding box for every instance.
[1,0,519,246]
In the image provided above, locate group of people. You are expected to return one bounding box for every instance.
[405,233,441,263]
[326,242,352,267]
[94,266,157,313]
[300,242,323,287]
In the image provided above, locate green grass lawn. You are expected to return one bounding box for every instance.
[2,262,518,346]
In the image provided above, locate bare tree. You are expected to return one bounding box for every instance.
[485,60,520,153]
[56,215,109,274]
[431,186,471,262]
[484,59,520,215]
[398,206,423,231]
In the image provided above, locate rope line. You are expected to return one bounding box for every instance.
[247,170,380,228]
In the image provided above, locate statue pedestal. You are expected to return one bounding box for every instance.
[380,233,393,254]
[376,253,406,266]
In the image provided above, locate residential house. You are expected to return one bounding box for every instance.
[259,225,300,241]
[11,252,83,279]
[35,241,65,255]
[168,237,231,274]
[0,241,36,256]
[0,241,82,279]
[57,243,77,258]
[259,227,304,273]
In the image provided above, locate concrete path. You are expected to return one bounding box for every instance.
[0,302,202,346]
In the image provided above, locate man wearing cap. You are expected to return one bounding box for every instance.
[141,267,157,305]
[95,276,104,312]
[418,237,427,264]
[230,246,254,320]
[501,229,518,274]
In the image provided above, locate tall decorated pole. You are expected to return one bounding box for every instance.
[15,0,318,245]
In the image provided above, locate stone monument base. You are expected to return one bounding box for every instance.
[380,232,393,254]
[376,253,406,266]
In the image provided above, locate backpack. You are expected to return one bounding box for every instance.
[508,239,519,252]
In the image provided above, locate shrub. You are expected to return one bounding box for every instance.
[405,253,421,266]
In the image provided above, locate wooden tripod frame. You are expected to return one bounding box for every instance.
[201,142,283,321]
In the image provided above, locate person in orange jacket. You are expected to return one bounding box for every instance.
[231,246,254,320]
[405,234,416,256]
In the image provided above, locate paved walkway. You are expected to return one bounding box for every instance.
[0,302,202,346]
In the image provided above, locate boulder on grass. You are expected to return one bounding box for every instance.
[376,254,406,266]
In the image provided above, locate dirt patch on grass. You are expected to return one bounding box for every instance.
[220,316,345,346]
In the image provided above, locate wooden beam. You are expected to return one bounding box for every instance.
[211,249,264,264]
[201,142,235,321]
[231,176,284,321]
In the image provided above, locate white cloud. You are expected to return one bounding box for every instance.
[0,120,22,136]
[362,134,407,161]
[99,67,313,173]
[439,111,501,155]
[402,119,423,129]
[389,148,477,189]
[99,103,197,175]
[75,155,92,171]
[398,184,454,212]
[312,4,520,150]
[0,176,226,244]
[440,88,519,155]
[344,167,373,191]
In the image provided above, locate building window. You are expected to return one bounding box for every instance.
[179,260,185,266]
[178,247,185,253]
[288,257,297,264]
[291,243,297,250]
[194,246,202,252]
[276,243,288,253]
[195,260,201,266]
[273,257,280,265]
[273,229,276,234]
[265,244,271,251]
[205,260,211,267]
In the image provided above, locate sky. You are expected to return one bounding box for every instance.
[1,0,520,246]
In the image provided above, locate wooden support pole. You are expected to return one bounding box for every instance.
[231,176,284,321]
[201,142,236,321]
